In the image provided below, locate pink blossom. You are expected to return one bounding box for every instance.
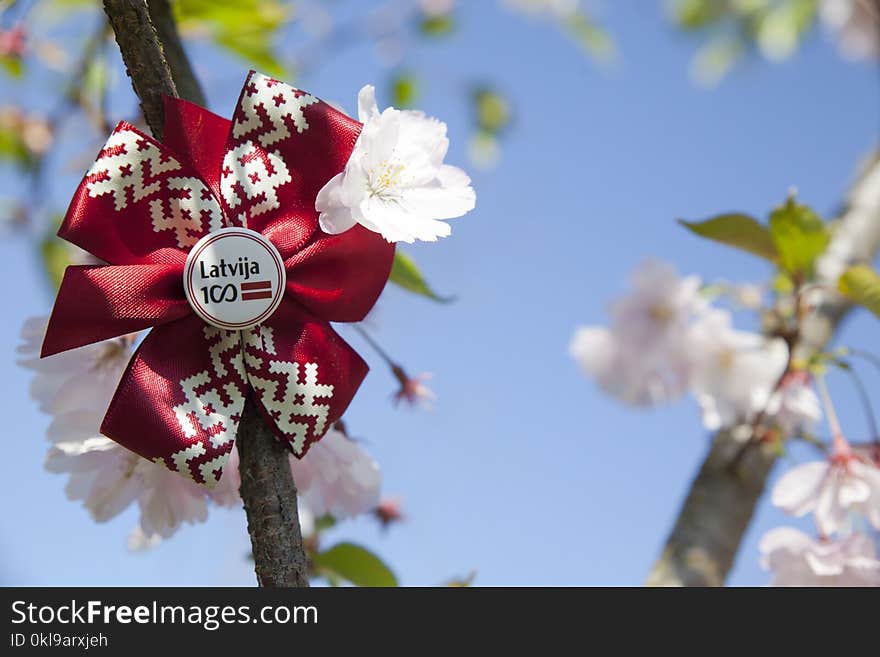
[760,527,880,586]
[771,446,880,536]
[392,365,435,408]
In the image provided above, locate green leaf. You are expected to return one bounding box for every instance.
[768,198,830,279]
[672,0,726,30]
[420,15,456,37]
[473,87,511,135]
[564,12,615,60]
[312,542,398,587]
[41,235,71,290]
[678,213,777,261]
[82,57,108,106]
[771,271,794,294]
[216,31,286,78]
[0,116,38,171]
[174,0,289,76]
[389,250,452,302]
[690,36,744,87]
[313,513,337,532]
[391,72,418,108]
[1,56,23,78]
[755,0,817,61]
[839,265,880,319]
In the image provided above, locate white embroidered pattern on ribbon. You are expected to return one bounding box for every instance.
[169,327,247,485]
[232,72,318,148]
[219,73,318,225]
[220,141,292,222]
[244,325,334,455]
[84,127,223,247]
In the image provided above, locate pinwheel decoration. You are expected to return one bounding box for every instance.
[41,72,395,486]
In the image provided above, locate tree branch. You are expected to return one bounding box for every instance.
[647,152,880,586]
[103,0,177,138]
[146,0,206,108]
[102,0,309,587]
[237,398,310,587]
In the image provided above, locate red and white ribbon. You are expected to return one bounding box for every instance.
[41,72,395,486]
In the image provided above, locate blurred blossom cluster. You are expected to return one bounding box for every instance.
[759,527,879,585]
[765,420,880,585]
[569,260,820,438]
[0,23,26,59]
[0,105,53,162]
[670,0,880,86]
[18,317,384,550]
[820,0,880,60]
[571,257,880,586]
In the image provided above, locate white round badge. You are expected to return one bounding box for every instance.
[184,227,286,331]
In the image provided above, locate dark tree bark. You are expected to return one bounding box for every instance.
[647,154,880,586]
[103,0,178,139]
[101,0,309,587]
[237,399,311,587]
[146,0,206,108]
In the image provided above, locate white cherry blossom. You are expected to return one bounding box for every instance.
[136,459,210,540]
[290,428,382,519]
[760,527,880,586]
[570,326,693,406]
[607,260,706,348]
[771,452,880,536]
[764,371,822,438]
[21,316,381,550]
[45,437,143,523]
[687,310,789,430]
[17,316,130,418]
[20,317,211,543]
[316,85,475,243]
[570,260,706,406]
[214,430,382,523]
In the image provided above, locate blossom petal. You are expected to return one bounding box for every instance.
[290,428,381,518]
[136,459,209,538]
[771,461,828,517]
[815,469,848,536]
[42,264,190,357]
[316,172,358,235]
[403,166,477,220]
[357,84,380,123]
[759,526,812,559]
[318,206,358,236]
[851,461,880,530]
[101,315,247,487]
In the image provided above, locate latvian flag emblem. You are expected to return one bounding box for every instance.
[240,280,273,301]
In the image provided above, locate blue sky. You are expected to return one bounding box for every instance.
[1,1,878,586]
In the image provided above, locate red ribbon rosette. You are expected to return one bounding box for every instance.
[41,72,394,486]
